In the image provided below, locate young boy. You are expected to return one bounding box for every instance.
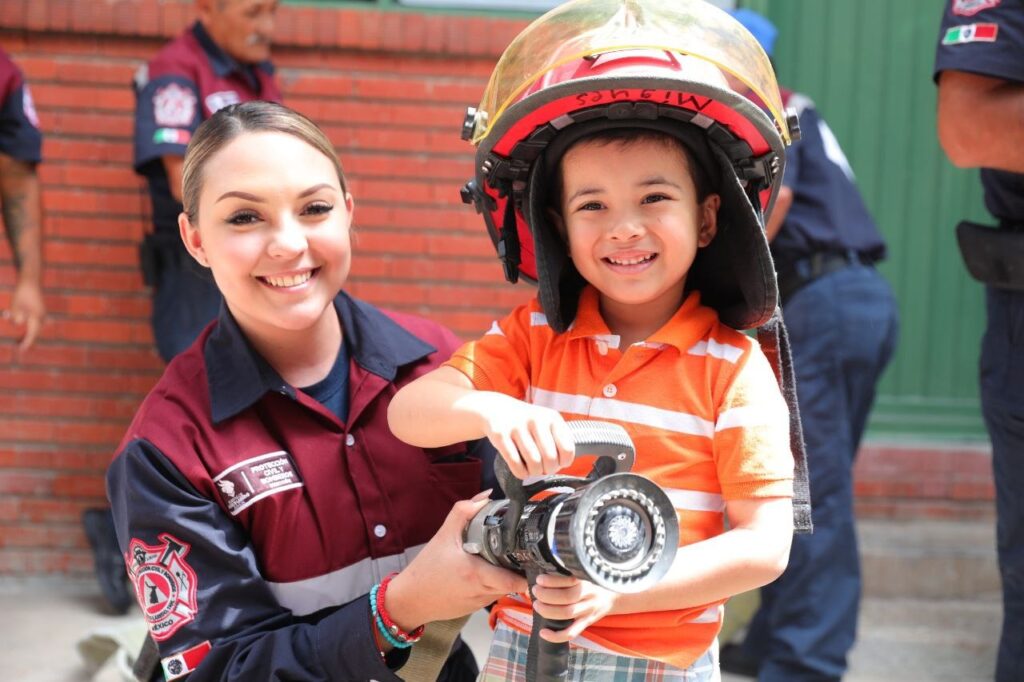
[388,0,804,678]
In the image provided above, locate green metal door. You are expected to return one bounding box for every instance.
[744,0,991,442]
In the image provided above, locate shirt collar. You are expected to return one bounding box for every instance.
[567,286,717,352]
[191,21,275,80]
[205,292,436,424]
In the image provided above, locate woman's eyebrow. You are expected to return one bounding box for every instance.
[299,183,336,198]
[215,183,336,204]
[216,190,263,204]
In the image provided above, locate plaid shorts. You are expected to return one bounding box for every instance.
[478,622,720,681]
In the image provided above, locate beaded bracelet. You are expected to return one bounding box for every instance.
[372,573,425,647]
[370,583,408,649]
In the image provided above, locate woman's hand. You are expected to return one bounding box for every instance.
[385,491,528,630]
[472,392,576,479]
[531,573,619,643]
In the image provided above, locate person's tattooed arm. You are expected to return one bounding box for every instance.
[0,151,45,355]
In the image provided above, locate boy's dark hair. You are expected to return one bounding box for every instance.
[548,127,716,212]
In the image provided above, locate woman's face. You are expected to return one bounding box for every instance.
[180,131,353,344]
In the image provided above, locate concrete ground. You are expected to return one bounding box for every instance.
[0,518,1003,681]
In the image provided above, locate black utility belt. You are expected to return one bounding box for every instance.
[776,250,875,304]
[956,221,1024,291]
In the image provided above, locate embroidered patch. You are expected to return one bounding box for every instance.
[162,640,212,681]
[22,86,39,128]
[153,83,197,127]
[942,22,999,44]
[153,128,192,145]
[205,90,241,114]
[213,451,303,516]
[952,0,1000,16]
[126,533,199,642]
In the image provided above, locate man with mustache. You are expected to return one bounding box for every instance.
[82,0,281,616]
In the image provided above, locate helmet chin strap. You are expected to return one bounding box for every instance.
[757,308,813,534]
[497,182,522,284]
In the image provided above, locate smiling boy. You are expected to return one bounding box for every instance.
[386,2,804,678]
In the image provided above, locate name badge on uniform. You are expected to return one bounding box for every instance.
[213,451,303,516]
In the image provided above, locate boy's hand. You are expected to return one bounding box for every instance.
[474,392,576,479]
[531,573,618,643]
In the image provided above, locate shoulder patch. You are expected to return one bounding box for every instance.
[952,0,1000,16]
[126,533,199,642]
[942,22,999,45]
[205,90,241,115]
[153,83,197,127]
[213,450,304,516]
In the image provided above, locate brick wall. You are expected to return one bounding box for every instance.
[0,0,536,577]
[0,1,994,577]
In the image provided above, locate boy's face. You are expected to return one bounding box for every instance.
[552,137,719,332]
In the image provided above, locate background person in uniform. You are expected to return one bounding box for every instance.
[720,10,900,682]
[934,2,1024,680]
[82,0,281,616]
[0,47,45,357]
[134,0,281,362]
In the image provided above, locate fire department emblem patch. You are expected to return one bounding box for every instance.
[952,0,1000,16]
[126,533,199,642]
[153,83,197,128]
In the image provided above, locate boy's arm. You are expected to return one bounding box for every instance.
[532,495,793,642]
[388,366,575,479]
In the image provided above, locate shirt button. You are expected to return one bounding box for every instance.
[603,384,617,398]
[374,524,387,538]
[345,434,355,447]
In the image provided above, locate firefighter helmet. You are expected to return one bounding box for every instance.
[461,0,798,331]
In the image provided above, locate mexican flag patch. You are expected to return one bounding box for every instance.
[942,23,999,45]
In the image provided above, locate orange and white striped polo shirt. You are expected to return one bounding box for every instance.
[444,286,794,670]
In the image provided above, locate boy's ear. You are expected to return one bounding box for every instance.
[179,213,209,268]
[698,193,721,248]
[546,207,568,244]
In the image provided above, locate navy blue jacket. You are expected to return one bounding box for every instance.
[108,292,494,681]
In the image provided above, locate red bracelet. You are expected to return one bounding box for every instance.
[368,608,386,659]
[376,573,425,644]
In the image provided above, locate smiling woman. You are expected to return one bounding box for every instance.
[105,101,526,682]
[178,113,354,385]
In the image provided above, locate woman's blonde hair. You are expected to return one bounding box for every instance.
[181,101,348,223]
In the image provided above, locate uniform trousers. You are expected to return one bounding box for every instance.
[151,253,222,363]
[983,288,1024,682]
[740,263,899,681]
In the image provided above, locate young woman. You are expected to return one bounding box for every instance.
[107,101,526,682]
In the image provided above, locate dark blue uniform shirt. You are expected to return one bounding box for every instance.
[770,89,888,267]
[934,0,1024,224]
[133,22,282,234]
[0,48,42,163]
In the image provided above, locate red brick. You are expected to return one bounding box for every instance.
[17,497,95,524]
[0,368,158,396]
[0,522,87,549]
[52,473,107,498]
[0,448,113,472]
[0,472,54,496]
